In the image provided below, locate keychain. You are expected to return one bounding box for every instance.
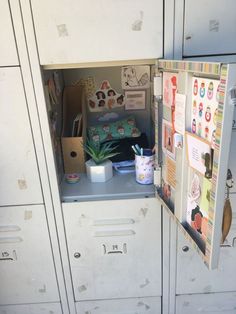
[221,169,233,244]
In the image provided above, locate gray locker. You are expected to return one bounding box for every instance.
[0,205,60,304]
[0,303,62,314]
[0,1,18,66]
[176,192,236,295]
[183,0,236,56]
[76,297,162,314]
[0,67,43,206]
[63,198,162,301]
[30,0,163,64]
[176,292,236,314]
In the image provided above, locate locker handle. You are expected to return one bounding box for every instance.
[0,225,21,232]
[94,230,135,237]
[0,258,14,261]
[0,237,23,243]
[93,218,135,226]
[182,245,189,252]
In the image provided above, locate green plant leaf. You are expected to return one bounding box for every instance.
[83,138,120,164]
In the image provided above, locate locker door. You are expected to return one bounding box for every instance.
[30,0,163,65]
[0,205,60,304]
[157,60,236,269]
[0,67,43,206]
[176,216,236,295]
[63,198,162,301]
[183,0,236,56]
[175,138,236,295]
[0,0,18,66]
[176,292,236,314]
[0,303,62,314]
[76,297,162,314]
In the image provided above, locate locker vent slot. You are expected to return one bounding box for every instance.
[94,230,135,237]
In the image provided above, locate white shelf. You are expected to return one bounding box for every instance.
[61,172,155,202]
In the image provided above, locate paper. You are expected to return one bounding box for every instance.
[186,172,210,242]
[174,133,183,148]
[162,119,175,159]
[163,72,178,109]
[166,157,176,188]
[189,173,201,202]
[125,90,146,110]
[121,66,150,89]
[191,77,220,147]
[72,77,96,98]
[186,132,211,175]
[72,113,82,137]
[174,93,186,134]
[200,177,212,213]
[162,181,172,202]
[186,198,208,241]
[88,80,124,112]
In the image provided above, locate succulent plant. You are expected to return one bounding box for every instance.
[84,138,120,165]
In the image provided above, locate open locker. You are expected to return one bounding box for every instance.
[43,63,156,202]
[41,59,236,270]
[42,63,162,310]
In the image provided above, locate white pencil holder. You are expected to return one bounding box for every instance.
[135,149,154,185]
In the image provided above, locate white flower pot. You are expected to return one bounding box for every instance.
[85,159,113,182]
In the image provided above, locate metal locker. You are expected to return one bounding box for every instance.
[30,0,163,64]
[63,198,162,301]
[0,303,62,314]
[176,193,236,296]
[176,292,236,314]
[0,67,43,206]
[76,296,162,314]
[0,0,18,66]
[183,0,236,56]
[0,205,60,304]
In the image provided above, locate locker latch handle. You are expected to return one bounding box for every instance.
[182,245,189,252]
[226,169,233,189]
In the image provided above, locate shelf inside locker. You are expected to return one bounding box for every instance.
[60,171,155,202]
[44,63,156,202]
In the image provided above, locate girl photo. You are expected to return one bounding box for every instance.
[162,119,175,159]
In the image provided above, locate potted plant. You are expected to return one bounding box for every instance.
[84,139,120,182]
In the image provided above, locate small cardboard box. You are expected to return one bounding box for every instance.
[61,137,85,174]
[61,84,87,174]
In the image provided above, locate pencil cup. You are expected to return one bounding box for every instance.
[135,149,154,185]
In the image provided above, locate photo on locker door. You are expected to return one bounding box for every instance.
[162,119,176,160]
[186,169,212,243]
[191,77,220,147]
[160,178,175,212]
[162,72,178,130]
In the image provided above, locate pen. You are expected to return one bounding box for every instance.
[131,145,139,155]
[135,144,141,155]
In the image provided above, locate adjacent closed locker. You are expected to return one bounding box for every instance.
[63,198,162,302]
[183,0,236,56]
[0,205,60,305]
[0,0,18,66]
[0,67,43,206]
